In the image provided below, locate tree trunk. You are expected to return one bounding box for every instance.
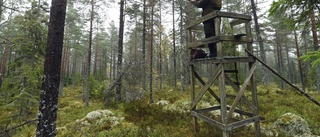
[172,0,176,87]
[250,0,268,84]
[285,43,292,83]
[85,0,94,107]
[94,29,99,79]
[149,0,154,103]
[294,30,305,91]
[116,0,124,101]
[72,49,77,87]
[36,0,66,136]
[59,40,68,96]
[309,5,320,92]
[142,0,147,91]
[159,2,163,90]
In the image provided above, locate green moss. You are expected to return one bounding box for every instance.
[2,83,320,136]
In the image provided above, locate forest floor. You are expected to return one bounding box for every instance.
[2,83,320,137]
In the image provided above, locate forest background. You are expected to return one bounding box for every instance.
[0,0,320,136]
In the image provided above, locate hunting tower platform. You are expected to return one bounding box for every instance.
[187,10,261,137]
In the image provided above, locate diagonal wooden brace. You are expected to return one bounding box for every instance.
[226,63,257,122]
[191,64,222,110]
[194,71,221,103]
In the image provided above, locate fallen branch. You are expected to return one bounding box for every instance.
[0,119,37,136]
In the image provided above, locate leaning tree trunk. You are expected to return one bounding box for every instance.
[36,0,67,136]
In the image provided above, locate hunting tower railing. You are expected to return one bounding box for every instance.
[187,10,261,137]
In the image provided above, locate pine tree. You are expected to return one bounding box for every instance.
[36,0,67,136]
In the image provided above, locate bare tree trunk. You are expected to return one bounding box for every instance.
[72,49,78,87]
[36,0,66,136]
[59,40,67,96]
[142,0,147,91]
[94,27,99,79]
[159,2,163,90]
[149,0,154,103]
[172,0,176,87]
[285,43,292,82]
[85,0,94,107]
[116,0,124,101]
[294,30,305,91]
[250,0,268,84]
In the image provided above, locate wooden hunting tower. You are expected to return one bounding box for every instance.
[187,10,261,137]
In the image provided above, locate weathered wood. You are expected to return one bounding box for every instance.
[195,106,255,117]
[188,35,253,49]
[190,65,199,133]
[187,10,219,29]
[246,49,320,107]
[187,11,251,29]
[188,56,255,65]
[225,76,257,111]
[191,64,222,109]
[225,116,260,131]
[191,111,226,131]
[193,71,221,103]
[230,19,249,27]
[226,63,256,122]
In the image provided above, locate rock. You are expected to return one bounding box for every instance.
[156,100,170,106]
[271,113,312,137]
[76,109,123,129]
[125,89,145,102]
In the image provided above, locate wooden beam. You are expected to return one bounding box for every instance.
[225,116,260,131]
[193,71,221,103]
[225,76,257,111]
[226,63,257,121]
[191,64,222,109]
[191,111,226,131]
[230,19,249,27]
[246,49,320,107]
[189,56,256,65]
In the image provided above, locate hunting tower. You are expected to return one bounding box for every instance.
[187,10,261,137]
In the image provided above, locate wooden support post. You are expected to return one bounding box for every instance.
[246,21,261,137]
[219,65,228,137]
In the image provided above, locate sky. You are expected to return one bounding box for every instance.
[105,0,275,29]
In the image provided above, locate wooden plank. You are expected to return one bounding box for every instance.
[191,64,222,109]
[225,75,257,111]
[225,116,260,131]
[188,35,252,49]
[190,65,199,133]
[193,71,221,103]
[195,106,221,113]
[230,19,249,27]
[217,11,251,21]
[188,56,256,65]
[218,65,229,137]
[195,105,256,118]
[226,63,257,122]
[186,10,219,29]
[191,111,226,131]
[187,11,251,30]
